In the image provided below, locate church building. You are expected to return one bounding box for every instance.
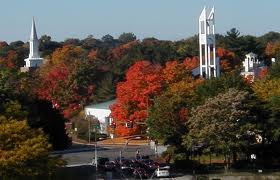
[21,18,43,72]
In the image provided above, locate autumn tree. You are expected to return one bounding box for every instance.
[36,45,97,118]
[110,61,164,136]
[253,78,280,143]
[216,47,238,72]
[183,88,254,168]
[0,116,64,178]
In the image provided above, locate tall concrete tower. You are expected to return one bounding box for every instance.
[24,18,43,68]
[199,7,220,78]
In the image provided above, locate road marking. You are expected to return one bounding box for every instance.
[65,163,93,167]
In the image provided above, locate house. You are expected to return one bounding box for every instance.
[84,100,115,134]
[240,52,264,80]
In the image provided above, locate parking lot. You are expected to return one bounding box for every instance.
[58,144,172,179]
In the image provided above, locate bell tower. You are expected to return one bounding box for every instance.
[199,7,220,78]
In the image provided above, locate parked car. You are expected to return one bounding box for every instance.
[104,161,116,171]
[133,167,149,179]
[155,165,170,178]
[140,159,159,171]
[92,157,109,169]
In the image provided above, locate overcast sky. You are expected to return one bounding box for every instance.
[1,0,280,42]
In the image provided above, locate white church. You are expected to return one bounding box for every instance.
[21,18,44,72]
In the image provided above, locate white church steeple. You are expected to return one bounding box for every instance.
[29,17,40,58]
[23,17,43,69]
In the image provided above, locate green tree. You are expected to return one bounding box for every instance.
[0,116,64,178]
[176,35,199,59]
[118,32,137,43]
[147,91,188,146]
[194,72,250,106]
[224,28,242,58]
[39,35,62,57]
[183,88,253,167]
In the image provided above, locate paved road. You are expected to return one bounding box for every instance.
[60,144,155,165]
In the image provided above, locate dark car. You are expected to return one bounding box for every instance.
[140,159,159,171]
[120,159,133,170]
[92,157,109,169]
[133,167,149,179]
[104,161,116,171]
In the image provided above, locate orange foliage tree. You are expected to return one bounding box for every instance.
[110,61,164,136]
[216,47,237,72]
[35,45,96,118]
[111,59,203,137]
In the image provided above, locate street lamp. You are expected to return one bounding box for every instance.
[87,114,100,170]
[120,136,142,163]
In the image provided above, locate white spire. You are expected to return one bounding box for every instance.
[22,17,43,69]
[30,17,38,41]
[28,17,39,58]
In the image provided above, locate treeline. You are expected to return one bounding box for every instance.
[0,30,280,114]
[1,29,280,176]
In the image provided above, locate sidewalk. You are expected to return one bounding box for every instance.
[71,135,150,146]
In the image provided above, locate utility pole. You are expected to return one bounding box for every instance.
[94,125,98,170]
[88,118,91,144]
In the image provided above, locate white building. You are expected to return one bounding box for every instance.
[198,6,220,78]
[241,52,262,79]
[21,18,43,72]
[84,100,115,134]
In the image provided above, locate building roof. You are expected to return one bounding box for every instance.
[246,52,257,58]
[85,100,116,110]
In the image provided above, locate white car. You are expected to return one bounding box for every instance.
[156,165,170,177]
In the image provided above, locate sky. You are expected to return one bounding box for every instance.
[0,0,280,43]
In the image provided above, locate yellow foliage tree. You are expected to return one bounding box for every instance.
[253,78,280,102]
[0,116,64,178]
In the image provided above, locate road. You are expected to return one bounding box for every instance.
[59,143,155,165]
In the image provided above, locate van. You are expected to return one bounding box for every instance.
[156,165,170,177]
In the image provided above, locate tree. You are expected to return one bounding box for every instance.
[216,47,238,73]
[224,28,242,58]
[81,35,101,50]
[118,32,137,43]
[110,61,164,136]
[0,116,64,178]
[102,34,114,43]
[269,60,280,78]
[183,88,253,167]
[253,78,280,102]
[147,91,188,146]
[194,72,250,106]
[176,35,199,59]
[36,45,97,118]
[39,35,62,57]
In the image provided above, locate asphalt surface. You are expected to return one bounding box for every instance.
[60,143,156,165]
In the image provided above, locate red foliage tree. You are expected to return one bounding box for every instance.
[110,61,164,136]
[111,41,139,60]
[0,50,17,68]
[216,47,237,72]
[183,56,199,70]
[265,42,274,58]
[258,67,268,80]
[35,45,96,118]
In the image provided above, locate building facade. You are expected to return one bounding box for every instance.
[84,100,115,135]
